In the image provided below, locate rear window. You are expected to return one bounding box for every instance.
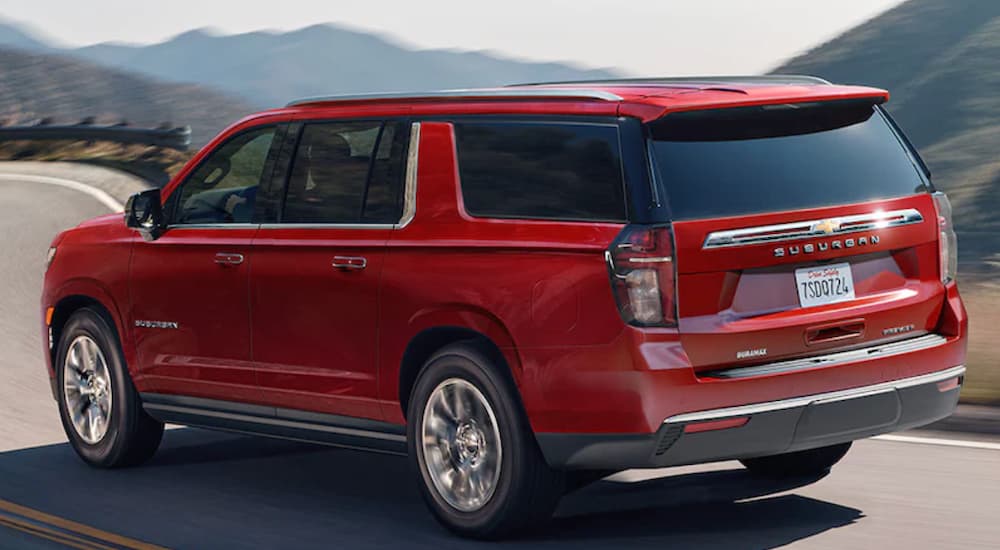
[648,101,930,221]
[455,121,626,222]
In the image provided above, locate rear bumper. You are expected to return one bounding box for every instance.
[537,365,964,470]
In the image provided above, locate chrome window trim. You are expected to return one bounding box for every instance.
[702,208,924,249]
[257,223,396,230]
[664,364,965,425]
[287,89,623,107]
[165,223,260,230]
[398,122,420,229]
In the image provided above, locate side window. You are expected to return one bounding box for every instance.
[171,126,277,224]
[454,122,627,222]
[282,121,409,224]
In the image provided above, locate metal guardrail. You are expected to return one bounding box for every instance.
[0,119,191,150]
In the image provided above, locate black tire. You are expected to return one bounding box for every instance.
[407,342,564,539]
[55,308,163,468]
[740,442,852,478]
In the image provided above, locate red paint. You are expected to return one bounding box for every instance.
[41,81,967,440]
[250,226,390,419]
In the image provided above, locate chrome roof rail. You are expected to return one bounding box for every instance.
[286,88,623,107]
[511,75,833,87]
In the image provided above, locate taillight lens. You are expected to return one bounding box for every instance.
[607,225,677,327]
[932,192,958,284]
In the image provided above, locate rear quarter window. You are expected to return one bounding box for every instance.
[454,121,627,222]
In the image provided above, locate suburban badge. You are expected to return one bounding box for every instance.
[736,348,768,360]
[774,234,880,257]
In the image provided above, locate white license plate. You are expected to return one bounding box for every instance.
[795,263,856,308]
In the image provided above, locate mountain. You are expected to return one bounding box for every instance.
[0,47,256,145]
[0,20,52,52]
[774,0,1000,269]
[0,20,618,146]
[67,24,620,108]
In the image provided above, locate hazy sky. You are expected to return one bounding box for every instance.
[0,0,906,74]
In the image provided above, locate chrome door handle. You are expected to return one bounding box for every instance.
[214,252,244,266]
[332,256,367,270]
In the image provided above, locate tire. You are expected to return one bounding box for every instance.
[740,442,852,478]
[407,342,564,539]
[55,307,164,468]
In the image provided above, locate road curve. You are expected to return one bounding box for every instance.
[0,164,997,549]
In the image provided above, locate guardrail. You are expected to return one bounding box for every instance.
[0,119,191,150]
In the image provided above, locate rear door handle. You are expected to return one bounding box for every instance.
[332,256,367,270]
[214,252,244,266]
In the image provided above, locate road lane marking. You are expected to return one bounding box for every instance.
[874,434,1000,451]
[0,515,112,550]
[0,173,124,212]
[0,498,167,549]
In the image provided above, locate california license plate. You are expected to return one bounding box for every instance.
[795,263,856,308]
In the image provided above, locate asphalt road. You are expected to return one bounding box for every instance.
[0,165,998,549]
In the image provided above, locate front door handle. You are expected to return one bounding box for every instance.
[332,256,367,270]
[214,252,244,266]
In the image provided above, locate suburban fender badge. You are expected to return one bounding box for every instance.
[135,320,179,330]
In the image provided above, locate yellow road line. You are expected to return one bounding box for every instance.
[0,498,168,549]
[0,516,109,550]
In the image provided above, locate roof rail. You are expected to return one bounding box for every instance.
[511,75,833,87]
[286,88,623,107]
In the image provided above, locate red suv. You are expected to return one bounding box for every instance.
[42,76,967,538]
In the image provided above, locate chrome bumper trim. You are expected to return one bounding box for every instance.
[664,364,965,425]
[701,333,948,379]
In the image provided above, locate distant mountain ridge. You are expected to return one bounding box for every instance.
[0,47,256,145]
[0,21,619,108]
[775,0,1000,269]
[0,19,619,147]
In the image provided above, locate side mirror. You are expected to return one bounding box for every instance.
[125,189,165,241]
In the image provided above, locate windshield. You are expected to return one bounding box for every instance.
[648,101,930,221]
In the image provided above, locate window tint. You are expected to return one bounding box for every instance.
[172,126,277,224]
[455,122,626,222]
[282,121,408,224]
[363,122,409,223]
[648,102,929,221]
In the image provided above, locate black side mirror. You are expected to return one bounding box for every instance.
[125,189,165,241]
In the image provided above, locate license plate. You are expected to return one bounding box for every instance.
[795,263,856,308]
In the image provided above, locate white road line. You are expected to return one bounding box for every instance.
[874,434,1000,451]
[0,173,123,212]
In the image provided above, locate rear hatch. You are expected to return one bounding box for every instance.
[647,98,945,375]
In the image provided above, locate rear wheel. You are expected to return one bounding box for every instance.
[407,342,564,539]
[55,308,164,468]
[740,442,852,477]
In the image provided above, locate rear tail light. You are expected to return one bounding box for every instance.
[932,192,958,283]
[606,225,677,327]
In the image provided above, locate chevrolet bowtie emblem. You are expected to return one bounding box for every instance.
[812,219,840,235]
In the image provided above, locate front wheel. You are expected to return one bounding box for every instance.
[407,342,564,539]
[55,308,164,468]
[740,442,852,478]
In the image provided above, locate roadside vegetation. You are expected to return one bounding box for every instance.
[0,140,191,186]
